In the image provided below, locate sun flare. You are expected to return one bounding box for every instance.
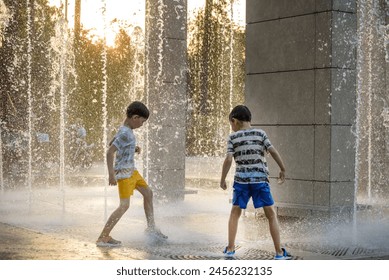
[48,0,145,47]
[47,0,245,47]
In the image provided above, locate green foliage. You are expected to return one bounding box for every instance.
[0,0,246,177]
[69,27,142,160]
[187,0,245,156]
[0,0,62,179]
[0,0,144,168]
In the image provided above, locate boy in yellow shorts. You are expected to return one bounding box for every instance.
[96,101,167,247]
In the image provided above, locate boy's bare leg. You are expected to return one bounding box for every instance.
[263,205,283,255]
[136,186,167,239]
[136,186,155,228]
[97,198,130,241]
[227,205,242,251]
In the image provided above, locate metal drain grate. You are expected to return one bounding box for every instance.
[130,244,302,260]
[165,249,301,260]
[322,247,349,257]
[149,245,233,260]
[285,242,380,258]
[351,247,376,256]
[169,255,222,260]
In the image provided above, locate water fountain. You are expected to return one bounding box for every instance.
[0,3,9,194]
[0,122,3,194]
[0,0,388,260]
[0,0,146,215]
[100,0,109,221]
[356,0,389,207]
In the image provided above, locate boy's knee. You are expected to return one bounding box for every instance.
[119,200,130,211]
[231,206,242,217]
[264,207,277,220]
[142,187,153,200]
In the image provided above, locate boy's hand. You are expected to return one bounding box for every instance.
[108,173,117,186]
[277,170,285,184]
[220,181,227,190]
[135,146,141,154]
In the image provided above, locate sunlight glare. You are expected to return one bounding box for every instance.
[48,0,145,47]
[47,0,245,47]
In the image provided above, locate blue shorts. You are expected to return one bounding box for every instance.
[232,181,274,209]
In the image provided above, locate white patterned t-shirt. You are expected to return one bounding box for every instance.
[112,125,136,180]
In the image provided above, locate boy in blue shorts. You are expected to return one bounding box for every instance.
[220,105,291,260]
[96,101,167,247]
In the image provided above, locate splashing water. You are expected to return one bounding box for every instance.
[0,121,3,194]
[4,0,388,259]
[26,0,33,209]
[101,0,109,221]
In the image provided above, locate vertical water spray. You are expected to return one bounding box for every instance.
[144,0,165,184]
[26,0,33,209]
[354,0,375,245]
[382,107,389,195]
[0,0,9,194]
[0,122,3,193]
[130,29,146,169]
[355,0,374,207]
[144,0,150,182]
[59,0,68,215]
[216,6,225,151]
[130,31,144,101]
[101,0,109,221]
[156,0,165,87]
[155,0,165,179]
[229,0,234,114]
[385,0,389,63]
[354,0,364,246]
[366,0,374,202]
[130,37,139,101]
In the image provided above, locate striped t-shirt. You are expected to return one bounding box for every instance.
[227,128,272,183]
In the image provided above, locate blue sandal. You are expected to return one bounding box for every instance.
[223,246,235,257]
[274,248,292,260]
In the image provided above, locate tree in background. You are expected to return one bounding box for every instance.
[187,0,245,156]
[0,0,245,187]
[0,0,144,183]
[0,0,60,183]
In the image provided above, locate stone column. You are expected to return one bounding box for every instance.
[245,0,357,217]
[144,0,187,201]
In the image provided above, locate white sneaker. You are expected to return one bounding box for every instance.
[145,228,168,240]
[96,236,122,247]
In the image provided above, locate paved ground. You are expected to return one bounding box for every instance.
[1,182,389,260]
[1,161,389,260]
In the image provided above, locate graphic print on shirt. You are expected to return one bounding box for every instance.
[227,129,272,183]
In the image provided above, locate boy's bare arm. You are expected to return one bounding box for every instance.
[220,154,233,190]
[106,144,117,185]
[268,146,286,184]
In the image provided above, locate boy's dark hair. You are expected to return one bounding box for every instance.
[229,105,252,122]
[126,101,150,119]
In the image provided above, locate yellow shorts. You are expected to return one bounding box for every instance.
[117,170,148,199]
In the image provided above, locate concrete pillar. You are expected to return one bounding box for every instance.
[245,0,357,217]
[144,0,187,201]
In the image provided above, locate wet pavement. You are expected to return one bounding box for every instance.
[1,184,389,260]
[1,162,389,260]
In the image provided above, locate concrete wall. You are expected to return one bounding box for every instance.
[144,0,187,200]
[245,0,357,217]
